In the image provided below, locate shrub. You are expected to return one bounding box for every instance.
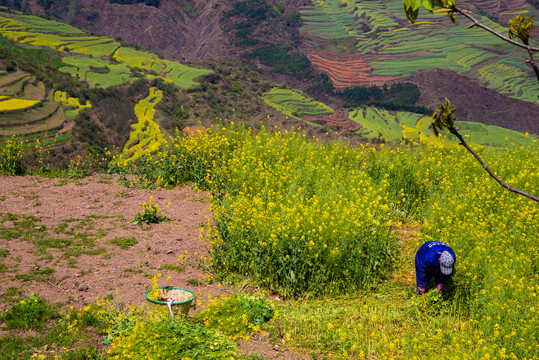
[133,196,168,225]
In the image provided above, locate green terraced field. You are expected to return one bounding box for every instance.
[0,101,59,126]
[349,106,538,146]
[151,59,213,89]
[349,107,421,142]
[300,0,538,103]
[0,104,65,137]
[8,14,85,35]
[113,47,164,73]
[0,70,69,146]
[114,48,212,89]
[262,88,334,120]
[59,56,132,88]
[0,12,213,91]
[0,29,120,58]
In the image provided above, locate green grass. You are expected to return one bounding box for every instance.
[158,264,186,273]
[13,267,56,282]
[108,236,138,249]
[0,293,59,330]
[0,213,45,241]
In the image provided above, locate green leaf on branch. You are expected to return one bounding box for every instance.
[421,0,434,12]
[404,5,420,23]
[508,15,535,45]
[431,98,458,136]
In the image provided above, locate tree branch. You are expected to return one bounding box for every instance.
[526,49,539,82]
[448,126,539,203]
[455,8,539,54]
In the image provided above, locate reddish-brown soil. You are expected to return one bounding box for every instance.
[307,52,396,89]
[303,108,362,136]
[0,174,301,359]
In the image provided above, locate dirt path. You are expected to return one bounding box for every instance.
[0,174,300,359]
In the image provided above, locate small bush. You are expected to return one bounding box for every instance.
[133,197,168,225]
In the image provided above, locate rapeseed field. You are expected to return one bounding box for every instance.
[2,124,537,359]
[109,123,538,357]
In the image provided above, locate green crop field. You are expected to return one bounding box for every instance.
[154,59,213,89]
[59,56,132,88]
[113,47,164,73]
[349,107,423,142]
[262,88,334,120]
[0,12,213,94]
[300,0,539,103]
[114,48,212,89]
[0,104,65,137]
[349,106,538,146]
[0,99,58,126]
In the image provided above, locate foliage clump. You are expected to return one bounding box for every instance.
[0,293,58,330]
[133,196,169,225]
[0,136,25,176]
[195,293,275,340]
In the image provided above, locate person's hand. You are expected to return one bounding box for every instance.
[417,286,425,294]
[436,283,443,294]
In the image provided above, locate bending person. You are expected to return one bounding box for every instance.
[415,241,456,294]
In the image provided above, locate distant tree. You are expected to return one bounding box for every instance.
[403,0,539,202]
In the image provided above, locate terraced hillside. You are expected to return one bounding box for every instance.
[262,88,334,120]
[0,13,212,89]
[0,4,536,151]
[0,10,214,158]
[0,70,72,148]
[299,0,538,103]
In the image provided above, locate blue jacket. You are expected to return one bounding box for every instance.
[415,241,456,287]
